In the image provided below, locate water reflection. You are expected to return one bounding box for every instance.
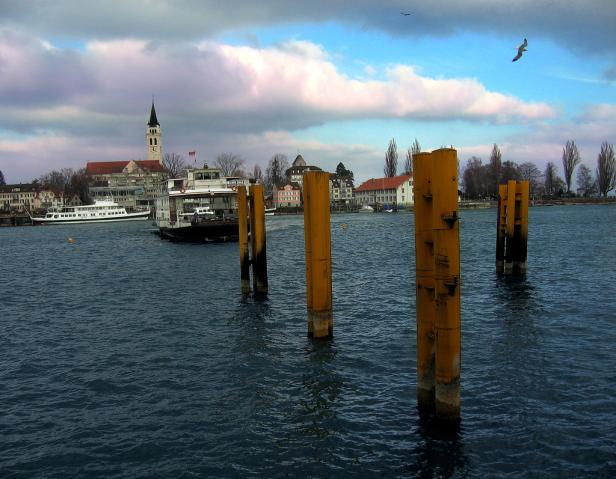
[404,408,469,478]
[298,341,342,439]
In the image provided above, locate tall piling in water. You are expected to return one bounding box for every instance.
[431,148,461,421]
[249,183,268,294]
[496,184,507,273]
[303,170,333,339]
[412,151,436,411]
[237,185,251,293]
[513,180,529,274]
[496,180,529,275]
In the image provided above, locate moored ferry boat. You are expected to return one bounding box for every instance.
[155,165,249,242]
[30,199,150,224]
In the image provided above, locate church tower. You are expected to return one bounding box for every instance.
[146,102,162,163]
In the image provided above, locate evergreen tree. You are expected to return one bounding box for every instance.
[0,170,5,186]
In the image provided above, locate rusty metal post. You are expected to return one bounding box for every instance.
[303,171,333,339]
[496,184,507,274]
[431,148,461,421]
[504,180,517,275]
[513,180,529,274]
[237,185,250,293]
[249,183,268,294]
[412,151,436,411]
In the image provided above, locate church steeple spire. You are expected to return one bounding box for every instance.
[146,102,162,163]
[148,102,159,127]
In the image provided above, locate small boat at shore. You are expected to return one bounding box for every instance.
[265,207,276,216]
[359,205,374,213]
[30,200,150,224]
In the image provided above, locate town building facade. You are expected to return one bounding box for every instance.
[85,103,167,210]
[354,175,414,208]
[0,184,64,212]
[285,154,322,190]
[329,175,355,204]
[273,182,302,208]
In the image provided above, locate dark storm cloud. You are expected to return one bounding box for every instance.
[0,1,614,57]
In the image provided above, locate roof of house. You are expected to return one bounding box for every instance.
[86,160,166,175]
[355,174,412,192]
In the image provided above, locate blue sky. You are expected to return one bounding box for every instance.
[0,1,614,186]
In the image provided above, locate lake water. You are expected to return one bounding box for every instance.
[1,205,616,478]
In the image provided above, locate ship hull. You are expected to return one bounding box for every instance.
[158,220,239,242]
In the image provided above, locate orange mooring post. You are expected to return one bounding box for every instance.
[497,180,529,275]
[237,185,250,293]
[514,180,529,274]
[249,183,268,294]
[412,151,436,411]
[303,170,333,339]
[496,184,507,273]
[431,148,461,421]
[504,180,517,275]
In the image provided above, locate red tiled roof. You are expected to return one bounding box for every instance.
[86,160,166,175]
[355,175,412,192]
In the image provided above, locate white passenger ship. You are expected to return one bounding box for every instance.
[31,199,150,224]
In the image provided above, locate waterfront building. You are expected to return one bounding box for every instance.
[354,175,414,208]
[85,103,167,210]
[329,175,355,205]
[0,184,64,212]
[273,182,302,208]
[285,154,322,190]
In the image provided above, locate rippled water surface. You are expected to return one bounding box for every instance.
[2,205,616,478]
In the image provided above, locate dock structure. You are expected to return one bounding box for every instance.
[303,170,333,339]
[413,148,461,422]
[496,180,529,275]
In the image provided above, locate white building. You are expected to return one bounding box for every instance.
[354,175,413,208]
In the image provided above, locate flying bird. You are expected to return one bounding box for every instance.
[400,12,411,16]
[512,38,528,62]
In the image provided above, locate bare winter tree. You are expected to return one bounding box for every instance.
[462,156,486,198]
[162,152,188,178]
[596,142,616,197]
[39,168,73,192]
[576,164,596,197]
[252,164,264,183]
[544,162,559,196]
[518,162,543,196]
[487,144,502,197]
[384,138,398,177]
[215,153,246,177]
[561,140,581,193]
[265,154,289,192]
[403,138,420,175]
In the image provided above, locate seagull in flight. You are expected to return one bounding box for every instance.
[512,38,527,62]
[400,12,411,16]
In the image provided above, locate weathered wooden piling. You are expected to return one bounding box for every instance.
[237,185,251,293]
[504,180,517,275]
[496,180,529,275]
[513,180,529,274]
[249,183,268,294]
[412,151,436,411]
[496,184,507,273]
[431,148,461,421]
[303,170,333,339]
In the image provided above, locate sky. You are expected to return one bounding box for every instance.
[1,0,615,185]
